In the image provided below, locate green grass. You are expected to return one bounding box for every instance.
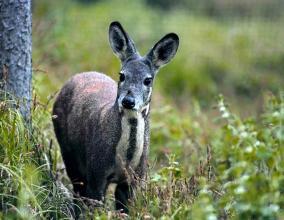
[0,0,284,219]
[1,93,283,219]
[0,100,75,219]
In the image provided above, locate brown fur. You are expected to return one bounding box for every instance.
[53,72,149,211]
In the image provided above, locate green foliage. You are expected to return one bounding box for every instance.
[213,94,284,219]
[145,0,284,18]
[131,94,284,219]
[32,0,284,110]
[1,0,283,218]
[1,93,283,219]
[0,100,75,219]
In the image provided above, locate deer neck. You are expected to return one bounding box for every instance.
[115,106,149,170]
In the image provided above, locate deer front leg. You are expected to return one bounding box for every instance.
[115,181,133,213]
[115,151,148,213]
[86,171,108,206]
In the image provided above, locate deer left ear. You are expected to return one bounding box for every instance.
[146,33,179,70]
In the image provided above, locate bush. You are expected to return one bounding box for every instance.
[213,94,284,219]
[0,92,283,218]
[131,93,284,219]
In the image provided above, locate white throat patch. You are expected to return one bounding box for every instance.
[115,111,145,170]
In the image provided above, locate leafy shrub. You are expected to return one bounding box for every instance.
[0,92,283,219]
[213,94,284,219]
[131,93,284,219]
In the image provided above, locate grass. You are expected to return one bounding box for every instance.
[0,93,283,219]
[0,0,284,219]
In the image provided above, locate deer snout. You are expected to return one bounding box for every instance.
[122,96,135,109]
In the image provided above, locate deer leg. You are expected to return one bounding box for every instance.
[86,172,108,206]
[115,181,133,213]
[60,148,87,197]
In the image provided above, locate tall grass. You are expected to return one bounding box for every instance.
[0,93,283,218]
[0,99,75,219]
[0,0,283,218]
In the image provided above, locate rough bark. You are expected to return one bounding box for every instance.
[0,0,32,120]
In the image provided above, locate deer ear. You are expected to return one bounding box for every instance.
[146,33,179,70]
[109,21,137,62]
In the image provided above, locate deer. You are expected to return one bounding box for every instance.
[52,21,179,213]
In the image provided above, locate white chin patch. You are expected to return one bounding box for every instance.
[123,108,140,117]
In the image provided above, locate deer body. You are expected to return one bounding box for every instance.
[52,22,178,212]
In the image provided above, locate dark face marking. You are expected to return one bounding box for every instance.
[126,118,138,162]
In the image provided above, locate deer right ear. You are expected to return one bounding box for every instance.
[109,21,137,62]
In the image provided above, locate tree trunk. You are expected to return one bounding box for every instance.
[0,0,32,120]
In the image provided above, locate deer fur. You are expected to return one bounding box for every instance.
[52,21,179,212]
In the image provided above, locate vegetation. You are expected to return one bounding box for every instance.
[1,0,283,219]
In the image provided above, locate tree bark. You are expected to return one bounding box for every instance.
[0,0,32,120]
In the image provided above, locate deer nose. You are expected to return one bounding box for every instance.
[122,96,135,109]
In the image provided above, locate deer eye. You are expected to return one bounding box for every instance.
[143,77,152,86]
[119,73,125,82]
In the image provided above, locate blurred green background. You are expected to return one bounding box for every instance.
[32,0,284,170]
[33,0,284,114]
